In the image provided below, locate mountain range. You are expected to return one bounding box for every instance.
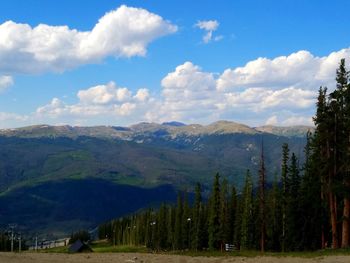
[0,121,312,237]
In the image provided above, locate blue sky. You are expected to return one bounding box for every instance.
[0,0,349,128]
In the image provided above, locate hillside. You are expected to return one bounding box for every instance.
[0,121,310,236]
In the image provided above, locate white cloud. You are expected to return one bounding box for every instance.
[195,20,219,31]
[217,49,350,91]
[155,61,220,122]
[5,47,350,128]
[36,98,68,117]
[77,82,131,105]
[0,75,13,91]
[194,20,221,43]
[265,115,278,126]
[0,5,177,74]
[0,112,27,122]
[134,88,150,102]
[281,115,313,126]
[36,82,152,125]
[225,87,314,113]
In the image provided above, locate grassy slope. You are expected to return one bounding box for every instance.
[0,133,306,236]
[40,240,350,258]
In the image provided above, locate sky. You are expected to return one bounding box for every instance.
[0,0,350,128]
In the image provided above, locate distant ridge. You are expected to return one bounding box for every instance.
[255,125,314,137]
[0,121,314,139]
[0,120,310,236]
[162,121,186,127]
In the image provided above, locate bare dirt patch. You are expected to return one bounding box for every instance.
[0,252,350,263]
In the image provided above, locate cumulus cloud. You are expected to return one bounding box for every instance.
[6,47,349,128]
[0,75,13,91]
[281,115,313,126]
[217,49,350,91]
[154,61,220,122]
[265,115,278,125]
[36,82,152,125]
[0,5,177,74]
[194,20,222,43]
[134,88,150,102]
[0,112,27,122]
[78,82,131,105]
[225,87,314,112]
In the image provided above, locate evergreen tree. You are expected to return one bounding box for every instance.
[266,172,282,251]
[281,143,289,252]
[208,173,221,250]
[157,204,168,250]
[299,132,323,250]
[192,183,202,250]
[220,178,230,245]
[258,142,266,252]
[181,192,191,249]
[174,192,183,250]
[335,58,350,248]
[285,153,301,250]
[233,192,242,250]
[228,184,237,245]
[240,170,253,249]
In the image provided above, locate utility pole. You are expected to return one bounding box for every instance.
[113,228,116,246]
[8,224,16,252]
[11,230,14,252]
[35,236,38,251]
[18,234,21,253]
[187,218,191,249]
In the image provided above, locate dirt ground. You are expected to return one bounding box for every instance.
[0,253,349,263]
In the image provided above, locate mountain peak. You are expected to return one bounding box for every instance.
[161,121,186,127]
[205,120,258,135]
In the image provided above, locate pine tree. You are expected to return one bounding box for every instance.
[336,58,350,248]
[313,86,332,248]
[208,173,221,250]
[174,192,183,250]
[220,178,230,245]
[258,142,266,252]
[266,172,282,251]
[240,169,253,250]
[299,132,323,250]
[233,192,242,250]
[181,192,191,249]
[192,183,202,250]
[281,143,289,252]
[157,204,168,249]
[286,153,301,250]
[228,184,237,245]
[314,85,339,249]
[167,206,176,248]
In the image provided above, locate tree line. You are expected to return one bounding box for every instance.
[100,59,349,251]
[0,233,11,251]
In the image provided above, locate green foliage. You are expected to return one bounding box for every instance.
[208,173,221,250]
[240,170,254,249]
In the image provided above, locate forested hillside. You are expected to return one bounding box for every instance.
[99,59,350,251]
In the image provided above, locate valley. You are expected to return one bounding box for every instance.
[0,121,309,237]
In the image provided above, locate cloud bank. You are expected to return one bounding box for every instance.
[0,5,177,74]
[29,48,348,128]
[1,47,349,128]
